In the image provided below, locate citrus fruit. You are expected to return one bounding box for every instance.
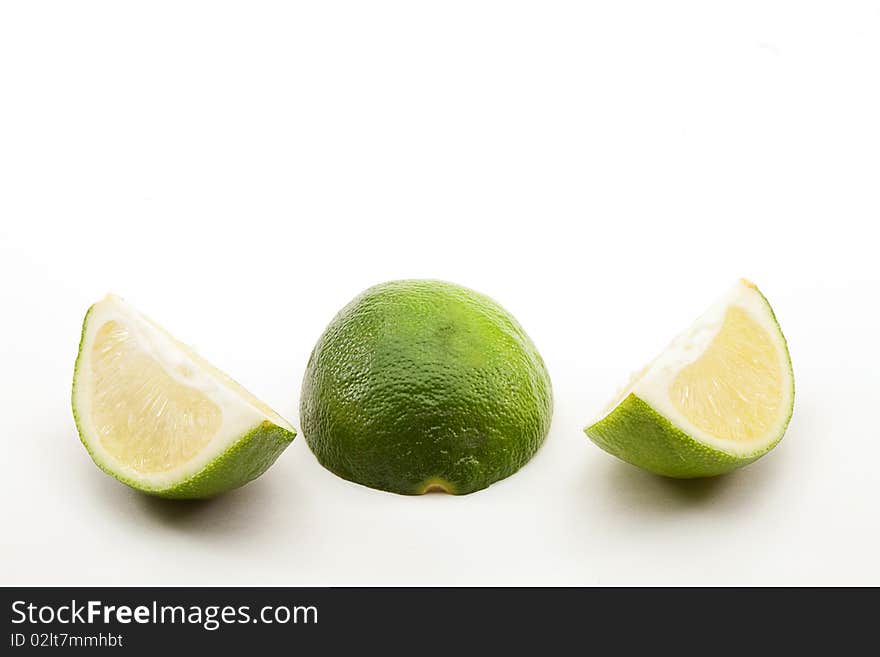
[584,280,794,478]
[300,280,553,495]
[72,294,296,498]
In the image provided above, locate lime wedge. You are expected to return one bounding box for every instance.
[585,280,794,477]
[72,295,295,498]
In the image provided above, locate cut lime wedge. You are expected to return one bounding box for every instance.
[585,280,794,477]
[72,295,295,498]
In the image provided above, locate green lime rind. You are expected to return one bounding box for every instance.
[585,394,757,477]
[72,304,296,499]
[147,421,295,499]
[300,279,553,496]
[584,284,794,478]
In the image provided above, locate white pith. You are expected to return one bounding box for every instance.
[594,280,794,457]
[73,294,294,490]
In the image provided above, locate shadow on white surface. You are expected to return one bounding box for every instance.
[132,483,271,529]
[581,446,790,519]
[76,456,306,541]
[599,462,737,508]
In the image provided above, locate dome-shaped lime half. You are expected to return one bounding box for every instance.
[584,280,794,478]
[72,295,296,498]
[300,280,553,496]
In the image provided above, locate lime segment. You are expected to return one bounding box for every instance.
[72,295,295,498]
[585,280,794,478]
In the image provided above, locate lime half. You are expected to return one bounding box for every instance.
[72,295,295,498]
[585,280,794,478]
[300,280,553,495]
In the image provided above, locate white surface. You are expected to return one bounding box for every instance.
[1,1,879,586]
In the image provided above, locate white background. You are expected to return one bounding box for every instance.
[1,2,878,586]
